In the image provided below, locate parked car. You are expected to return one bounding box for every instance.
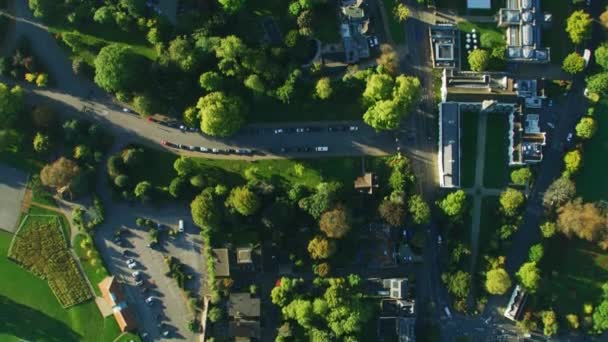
[145,296,155,306]
[199,147,209,152]
[349,126,359,131]
[122,107,130,113]
[160,140,168,146]
[147,117,158,123]
[178,220,185,233]
[295,127,306,133]
[566,133,573,143]
[315,146,329,152]
[547,122,555,129]
[274,128,284,134]
[188,145,196,151]
[126,259,137,269]
[211,148,220,153]
[132,271,141,279]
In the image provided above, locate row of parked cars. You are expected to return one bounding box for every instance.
[241,125,359,135]
[160,140,255,155]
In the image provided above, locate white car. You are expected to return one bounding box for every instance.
[349,126,359,131]
[145,296,155,305]
[199,147,209,152]
[122,107,130,113]
[132,271,141,278]
[547,122,555,129]
[274,128,284,134]
[211,148,219,153]
[437,235,442,245]
[315,146,328,152]
[296,128,305,133]
[178,219,185,233]
[566,133,573,143]
[126,259,137,269]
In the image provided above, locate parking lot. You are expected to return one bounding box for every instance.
[0,164,28,233]
[95,204,203,341]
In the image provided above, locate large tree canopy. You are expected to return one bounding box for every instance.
[499,188,525,217]
[196,92,246,137]
[516,262,541,292]
[0,83,24,129]
[319,207,351,239]
[485,268,512,295]
[437,190,467,220]
[94,44,142,93]
[40,157,82,191]
[566,10,593,45]
[226,186,260,216]
[191,190,220,229]
[468,49,490,72]
[562,52,586,74]
[543,177,576,209]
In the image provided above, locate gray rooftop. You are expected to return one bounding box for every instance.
[439,102,460,188]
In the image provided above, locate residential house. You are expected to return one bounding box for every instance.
[339,0,371,64]
[98,276,137,332]
[228,293,261,341]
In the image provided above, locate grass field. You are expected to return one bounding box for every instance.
[576,100,608,202]
[139,146,376,190]
[0,230,121,342]
[381,0,405,44]
[461,112,479,188]
[476,196,500,266]
[74,233,109,297]
[540,237,608,315]
[457,21,505,71]
[483,114,508,188]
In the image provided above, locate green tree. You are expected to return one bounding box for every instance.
[271,277,303,307]
[517,262,541,292]
[363,100,402,131]
[564,150,582,175]
[122,148,144,167]
[394,3,410,23]
[444,271,471,298]
[191,191,220,229]
[543,177,576,209]
[218,0,245,14]
[315,77,333,100]
[586,72,608,94]
[593,298,608,332]
[114,174,130,188]
[134,181,153,202]
[93,6,114,24]
[575,117,597,139]
[282,299,314,329]
[107,155,124,178]
[499,188,525,217]
[226,186,260,216]
[319,207,351,239]
[33,133,50,153]
[566,10,593,44]
[363,73,394,103]
[167,36,199,72]
[183,106,199,128]
[0,83,24,128]
[208,307,223,323]
[73,145,91,162]
[196,92,245,137]
[437,190,467,220]
[378,199,406,227]
[468,49,490,72]
[540,221,557,238]
[510,167,533,185]
[28,0,58,18]
[298,182,342,219]
[40,157,82,191]
[541,310,559,336]
[132,94,155,116]
[409,194,431,225]
[94,44,142,93]
[244,74,266,94]
[392,75,421,112]
[169,177,188,199]
[562,52,586,74]
[307,236,336,260]
[174,156,197,177]
[199,71,223,91]
[595,44,608,69]
[485,268,512,295]
[528,244,544,263]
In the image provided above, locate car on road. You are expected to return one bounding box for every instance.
[548,99,553,107]
[122,107,130,113]
[566,133,573,143]
[188,145,196,151]
[328,126,346,132]
[178,220,185,233]
[368,36,379,48]
[315,146,329,152]
[295,127,307,133]
[280,147,291,153]
[160,140,168,146]
[147,117,158,123]
[349,126,359,131]
[274,128,284,134]
[437,235,442,245]
[211,148,220,153]
[199,146,209,152]
[236,149,252,155]
[547,122,555,129]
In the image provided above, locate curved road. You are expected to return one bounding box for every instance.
[1,1,396,159]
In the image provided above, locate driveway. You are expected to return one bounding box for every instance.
[95,202,203,342]
[0,164,28,233]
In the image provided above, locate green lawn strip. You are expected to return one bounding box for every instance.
[460,111,479,188]
[137,146,367,190]
[576,100,608,202]
[538,236,608,315]
[476,195,500,268]
[114,332,142,342]
[73,233,110,297]
[483,114,509,188]
[0,230,121,341]
[381,0,405,44]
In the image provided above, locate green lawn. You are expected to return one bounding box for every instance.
[73,233,110,297]
[381,0,405,44]
[0,230,121,342]
[461,111,479,188]
[138,146,373,190]
[457,21,505,71]
[483,114,509,188]
[477,195,500,266]
[576,100,608,202]
[540,237,608,315]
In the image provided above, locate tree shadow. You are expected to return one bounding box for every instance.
[0,294,81,342]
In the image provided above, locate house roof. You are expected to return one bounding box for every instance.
[237,248,253,264]
[354,172,376,194]
[212,248,230,277]
[98,276,137,332]
[229,320,261,339]
[229,293,261,318]
[467,0,491,9]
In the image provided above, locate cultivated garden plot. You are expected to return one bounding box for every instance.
[8,215,92,308]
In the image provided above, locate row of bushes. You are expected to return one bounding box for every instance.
[71,195,105,230]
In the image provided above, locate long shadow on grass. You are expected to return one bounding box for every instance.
[0,294,81,341]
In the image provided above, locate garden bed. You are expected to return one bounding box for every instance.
[8,214,92,308]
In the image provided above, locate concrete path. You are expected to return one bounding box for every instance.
[0,163,28,233]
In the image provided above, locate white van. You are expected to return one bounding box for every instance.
[178,220,184,233]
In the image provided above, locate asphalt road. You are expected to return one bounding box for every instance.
[0,2,398,160]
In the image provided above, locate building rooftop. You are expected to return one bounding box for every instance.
[429,24,460,69]
[237,248,253,264]
[229,320,261,340]
[98,276,137,332]
[438,102,460,188]
[212,248,230,277]
[228,293,261,319]
[498,0,550,63]
[354,172,377,194]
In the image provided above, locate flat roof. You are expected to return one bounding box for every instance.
[229,293,261,318]
[439,103,460,188]
[212,248,230,277]
[468,0,491,9]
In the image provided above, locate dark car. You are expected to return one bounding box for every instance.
[308,126,322,132]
